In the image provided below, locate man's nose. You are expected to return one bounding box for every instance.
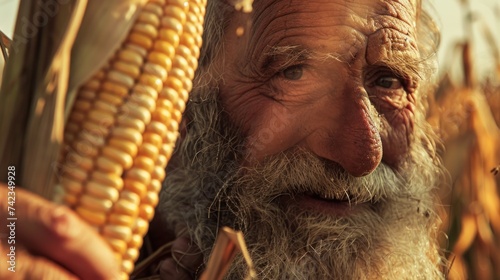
[306,94,383,177]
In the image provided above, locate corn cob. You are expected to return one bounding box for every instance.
[56,0,206,278]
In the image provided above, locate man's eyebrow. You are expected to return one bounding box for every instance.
[260,45,424,81]
[262,45,344,68]
[262,45,311,66]
[375,54,424,81]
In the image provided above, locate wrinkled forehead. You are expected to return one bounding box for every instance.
[236,0,420,65]
[250,0,418,29]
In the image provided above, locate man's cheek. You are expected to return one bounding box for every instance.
[379,97,416,168]
[244,106,298,161]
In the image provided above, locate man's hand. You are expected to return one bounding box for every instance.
[0,184,120,279]
[159,236,204,280]
[142,210,204,280]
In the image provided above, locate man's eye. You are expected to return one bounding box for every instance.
[281,65,303,80]
[375,76,403,89]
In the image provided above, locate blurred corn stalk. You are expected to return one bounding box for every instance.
[0,30,9,89]
[427,2,500,278]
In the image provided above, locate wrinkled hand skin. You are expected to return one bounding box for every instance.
[147,210,204,279]
[218,0,420,174]
[0,184,120,280]
[159,236,204,280]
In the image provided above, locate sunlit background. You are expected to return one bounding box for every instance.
[1,0,499,279]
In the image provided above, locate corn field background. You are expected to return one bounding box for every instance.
[0,0,499,279]
[428,1,500,279]
[431,46,500,279]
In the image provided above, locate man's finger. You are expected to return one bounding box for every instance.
[0,248,77,280]
[171,236,204,272]
[159,236,204,280]
[160,259,194,280]
[1,185,121,280]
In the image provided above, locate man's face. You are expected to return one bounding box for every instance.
[161,0,444,279]
[220,0,421,171]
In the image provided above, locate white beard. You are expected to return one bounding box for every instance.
[159,89,446,280]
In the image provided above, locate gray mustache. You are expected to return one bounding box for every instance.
[232,148,406,204]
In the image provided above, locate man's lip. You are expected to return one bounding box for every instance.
[289,193,366,216]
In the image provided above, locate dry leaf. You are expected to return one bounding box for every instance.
[200,227,256,280]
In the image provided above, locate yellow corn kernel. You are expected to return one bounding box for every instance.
[124,248,139,262]
[143,2,163,17]
[102,81,130,97]
[85,181,120,202]
[122,103,152,125]
[81,78,101,91]
[139,204,155,220]
[103,225,133,242]
[98,92,124,106]
[117,49,144,67]
[93,100,119,114]
[148,179,162,193]
[132,218,149,236]
[111,127,143,146]
[75,206,107,226]
[109,213,135,227]
[101,146,134,169]
[80,194,114,212]
[126,43,148,58]
[113,198,139,216]
[63,193,79,207]
[108,138,138,157]
[61,176,84,195]
[105,237,128,255]
[124,179,148,198]
[137,11,160,27]
[121,260,135,275]
[128,234,144,249]
[142,132,163,148]
[128,32,154,50]
[112,61,141,79]
[133,156,156,173]
[91,171,124,190]
[129,93,157,112]
[96,156,124,175]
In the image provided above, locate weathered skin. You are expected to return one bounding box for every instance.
[219,0,419,174]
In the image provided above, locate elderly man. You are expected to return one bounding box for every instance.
[156,0,446,279]
[0,0,446,279]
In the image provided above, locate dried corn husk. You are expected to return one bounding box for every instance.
[0,0,148,199]
[0,0,88,198]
